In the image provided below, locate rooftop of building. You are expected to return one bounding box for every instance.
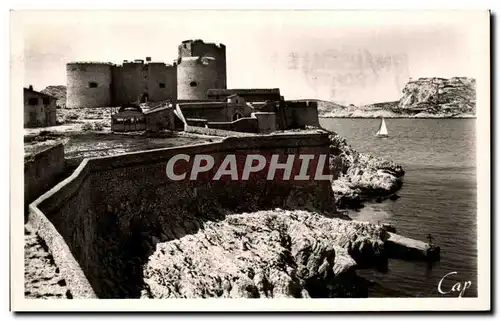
[181,39,225,48]
[24,86,56,100]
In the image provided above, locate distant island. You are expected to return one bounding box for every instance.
[309,77,476,118]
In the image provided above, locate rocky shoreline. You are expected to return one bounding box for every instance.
[319,114,476,119]
[141,210,390,298]
[327,131,405,210]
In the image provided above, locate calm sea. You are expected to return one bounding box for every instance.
[319,118,477,298]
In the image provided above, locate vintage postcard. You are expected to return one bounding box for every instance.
[10,10,490,312]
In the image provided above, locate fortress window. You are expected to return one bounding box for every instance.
[159,83,166,88]
[42,98,50,105]
[28,98,38,105]
[190,81,198,87]
[89,82,98,88]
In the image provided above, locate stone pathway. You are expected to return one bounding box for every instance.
[24,225,72,299]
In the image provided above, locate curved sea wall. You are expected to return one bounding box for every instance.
[28,131,337,298]
[24,143,65,215]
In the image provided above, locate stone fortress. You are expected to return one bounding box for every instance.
[66,39,319,133]
[23,39,439,301]
[66,39,227,107]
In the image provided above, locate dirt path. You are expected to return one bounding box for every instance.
[24,225,72,299]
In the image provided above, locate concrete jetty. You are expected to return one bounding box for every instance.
[385,232,441,262]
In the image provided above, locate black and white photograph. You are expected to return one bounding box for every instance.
[10,9,490,311]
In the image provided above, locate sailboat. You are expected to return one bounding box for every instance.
[375,117,389,137]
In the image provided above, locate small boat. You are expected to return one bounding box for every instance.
[375,117,389,137]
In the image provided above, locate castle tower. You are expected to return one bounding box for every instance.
[177,39,227,100]
[66,62,113,108]
[177,56,219,100]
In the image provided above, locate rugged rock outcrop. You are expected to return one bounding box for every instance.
[327,132,405,209]
[318,77,476,118]
[141,210,389,299]
[42,85,67,108]
[397,77,476,116]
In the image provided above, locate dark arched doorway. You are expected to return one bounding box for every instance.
[140,93,149,103]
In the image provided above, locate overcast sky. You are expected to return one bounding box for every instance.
[18,10,488,105]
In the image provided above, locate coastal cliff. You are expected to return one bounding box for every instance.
[318,77,476,118]
[397,77,476,117]
[141,210,389,298]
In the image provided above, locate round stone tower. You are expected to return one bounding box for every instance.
[177,39,226,100]
[177,56,219,100]
[66,62,113,108]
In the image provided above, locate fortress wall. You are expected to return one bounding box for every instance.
[147,63,177,103]
[180,103,251,122]
[146,63,167,102]
[111,66,124,106]
[180,104,228,121]
[252,112,277,133]
[113,63,147,105]
[285,101,320,128]
[165,65,178,102]
[206,117,259,133]
[225,103,254,119]
[24,143,66,215]
[66,63,112,108]
[28,159,96,298]
[112,63,177,106]
[29,131,335,298]
[184,125,258,137]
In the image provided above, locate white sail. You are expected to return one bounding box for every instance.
[376,118,388,136]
